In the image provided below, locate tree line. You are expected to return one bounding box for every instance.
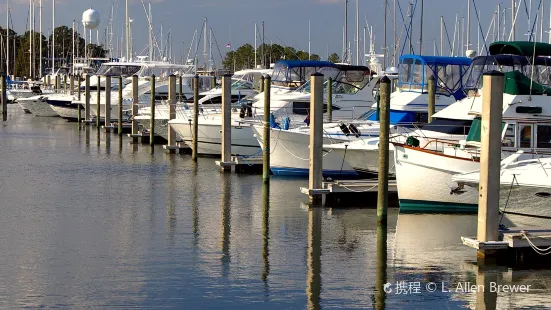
[0,25,107,79]
[223,43,342,71]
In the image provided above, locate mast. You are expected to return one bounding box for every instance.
[355,0,359,65]
[549,3,551,43]
[51,0,55,75]
[39,0,42,77]
[540,1,544,42]
[149,2,153,61]
[72,20,74,75]
[209,29,212,70]
[497,3,501,41]
[6,0,9,76]
[384,0,387,68]
[503,7,507,41]
[261,21,265,68]
[161,23,163,58]
[254,23,257,68]
[308,19,311,60]
[419,0,423,55]
[440,16,444,56]
[29,0,32,78]
[344,0,348,63]
[467,0,470,51]
[363,26,366,65]
[125,0,129,60]
[511,0,515,40]
[203,18,207,71]
[393,0,396,66]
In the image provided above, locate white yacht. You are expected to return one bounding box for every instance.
[198,68,272,105]
[393,42,551,213]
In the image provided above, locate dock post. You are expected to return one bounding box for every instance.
[55,75,60,93]
[192,75,199,161]
[211,76,216,89]
[63,75,67,94]
[377,76,391,224]
[96,76,101,127]
[118,76,123,136]
[78,75,82,101]
[104,76,111,132]
[84,74,91,124]
[375,91,380,121]
[262,74,272,183]
[327,77,333,122]
[46,75,51,88]
[149,75,156,146]
[167,75,177,151]
[131,75,139,143]
[178,75,183,102]
[428,75,436,123]
[1,74,6,121]
[477,71,504,259]
[260,75,265,93]
[69,74,74,95]
[220,74,232,171]
[308,73,324,204]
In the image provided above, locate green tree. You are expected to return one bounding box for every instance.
[328,53,340,63]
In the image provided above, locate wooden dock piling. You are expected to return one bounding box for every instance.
[377,76,391,224]
[477,71,504,259]
[220,74,232,171]
[69,75,74,95]
[260,75,265,93]
[84,74,91,124]
[327,77,333,123]
[428,75,436,123]
[308,73,324,205]
[262,75,271,183]
[1,74,6,121]
[118,76,123,136]
[131,75,139,143]
[192,75,199,161]
[104,76,111,132]
[149,75,156,146]
[96,76,101,127]
[166,75,177,152]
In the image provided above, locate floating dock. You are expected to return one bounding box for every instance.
[301,179,398,207]
[215,155,264,173]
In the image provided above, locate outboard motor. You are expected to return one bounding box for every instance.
[348,124,361,138]
[339,122,350,136]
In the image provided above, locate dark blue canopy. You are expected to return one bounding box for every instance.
[400,54,472,66]
[274,60,335,68]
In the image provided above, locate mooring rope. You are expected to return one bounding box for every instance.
[520,231,551,255]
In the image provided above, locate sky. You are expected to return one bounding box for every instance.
[2,0,549,67]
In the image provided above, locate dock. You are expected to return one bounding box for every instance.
[215,155,264,173]
[163,140,192,154]
[300,179,398,207]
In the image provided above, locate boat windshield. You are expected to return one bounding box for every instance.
[231,79,253,90]
[398,58,469,97]
[462,55,551,90]
[298,67,370,94]
[271,61,334,88]
[96,65,142,76]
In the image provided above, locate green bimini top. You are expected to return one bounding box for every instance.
[489,41,551,57]
[503,70,551,95]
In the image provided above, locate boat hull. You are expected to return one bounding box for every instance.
[20,98,59,117]
[394,144,480,213]
[48,102,83,121]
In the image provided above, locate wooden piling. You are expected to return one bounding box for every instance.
[428,75,436,123]
[211,76,216,89]
[192,75,199,161]
[104,76,111,131]
[150,75,156,146]
[63,75,67,94]
[131,75,139,143]
[377,76,391,224]
[84,74,91,124]
[178,75,183,102]
[1,74,6,121]
[308,73,324,204]
[46,75,51,88]
[375,91,380,121]
[118,76,123,136]
[78,75,82,101]
[96,76,101,127]
[327,77,333,122]
[260,75,265,93]
[69,75,74,95]
[167,75,177,150]
[221,74,232,171]
[55,75,60,93]
[262,75,271,182]
[477,71,504,258]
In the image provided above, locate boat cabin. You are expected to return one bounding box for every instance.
[271,60,335,90]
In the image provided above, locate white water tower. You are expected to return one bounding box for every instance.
[82,8,100,30]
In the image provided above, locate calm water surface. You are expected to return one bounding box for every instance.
[1,106,550,309]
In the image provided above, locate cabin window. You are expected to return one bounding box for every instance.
[518,124,533,148]
[502,124,515,147]
[537,125,551,148]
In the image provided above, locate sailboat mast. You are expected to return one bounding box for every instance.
[355,0,359,65]
[308,19,311,60]
[72,21,74,75]
[540,1,544,42]
[52,0,55,74]
[125,0,129,60]
[261,21,265,68]
[383,0,387,68]
[467,0,470,51]
[363,26,366,65]
[440,16,444,56]
[419,0,423,55]
[344,0,348,63]
[203,18,207,71]
[149,2,153,61]
[39,0,42,77]
[6,0,9,76]
[497,3,501,41]
[29,0,32,78]
[393,0,397,66]
[511,0,515,40]
[209,29,212,70]
[254,23,257,68]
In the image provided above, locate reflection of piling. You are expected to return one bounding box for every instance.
[327,77,333,122]
[262,184,270,284]
[309,73,324,205]
[220,74,232,171]
[96,76,101,127]
[167,75,177,150]
[150,75,156,146]
[377,76,391,224]
[221,175,231,277]
[1,75,6,121]
[477,71,504,259]
[85,74,91,124]
[131,75,139,143]
[104,76,111,132]
[306,208,321,310]
[475,265,497,309]
[375,223,388,310]
[192,75,199,161]
[428,75,436,123]
[118,76,123,136]
[262,75,272,183]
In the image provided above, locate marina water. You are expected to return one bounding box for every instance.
[1,106,550,308]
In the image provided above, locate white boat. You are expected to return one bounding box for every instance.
[394,43,551,213]
[17,95,59,117]
[323,54,473,175]
[453,156,551,228]
[47,93,83,121]
[169,61,338,156]
[198,68,271,105]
